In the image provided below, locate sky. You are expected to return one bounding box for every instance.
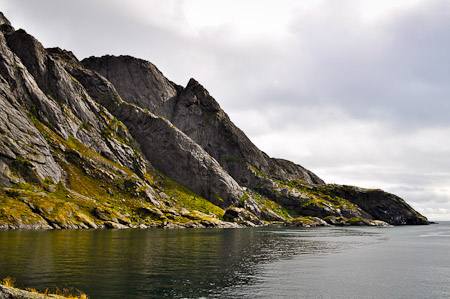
[1,0,449,220]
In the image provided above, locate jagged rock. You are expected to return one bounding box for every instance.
[239,194,263,217]
[111,102,245,208]
[161,207,179,216]
[0,12,11,27]
[104,221,129,229]
[261,209,285,221]
[4,29,149,177]
[138,207,164,218]
[0,32,62,185]
[287,216,330,227]
[367,220,391,227]
[322,185,429,225]
[0,284,69,299]
[82,55,179,118]
[75,212,98,229]
[94,207,117,223]
[223,207,263,225]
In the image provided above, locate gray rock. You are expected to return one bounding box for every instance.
[223,207,263,225]
[94,207,114,222]
[115,103,244,207]
[0,32,62,185]
[3,29,149,178]
[104,221,129,229]
[0,12,11,27]
[0,284,64,299]
[138,207,164,218]
[322,185,429,225]
[82,55,179,118]
[290,216,330,227]
[261,209,285,221]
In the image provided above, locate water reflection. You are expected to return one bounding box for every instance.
[0,227,383,298]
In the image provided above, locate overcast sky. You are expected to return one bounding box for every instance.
[1,0,449,220]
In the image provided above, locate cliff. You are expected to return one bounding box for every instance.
[0,13,428,229]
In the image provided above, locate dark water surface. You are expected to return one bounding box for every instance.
[0,223,449,298]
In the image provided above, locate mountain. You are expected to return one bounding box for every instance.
[0,13,428,229]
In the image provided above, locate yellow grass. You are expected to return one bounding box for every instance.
[1,277,88,298]
[1,277,14,287]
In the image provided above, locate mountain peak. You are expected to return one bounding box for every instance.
[186,77,200,87]
[0,12,11,26]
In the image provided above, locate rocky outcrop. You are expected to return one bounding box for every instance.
[0,284,75,299]
[82,55,179,118]
[0,13,429,229]
[319,185,429,225]
[223,207,263,226]
[0,284,45,299]
[286,216,330,227]
[0,12,11,27]
[0,26,62,186]
[5,30,147,176]
[113,102,245,208]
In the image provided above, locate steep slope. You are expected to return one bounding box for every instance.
[0,13,428,228]
[0,16,238,229]
[82,55,428,225]
[83,56,324,187]
[53,51,245,209]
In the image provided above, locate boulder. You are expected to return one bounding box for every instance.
[223,207,263,225]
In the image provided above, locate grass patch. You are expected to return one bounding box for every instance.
[155,173,224,218]
[273,179,360,211]
[249,191,291,219]
[2,276,14,287]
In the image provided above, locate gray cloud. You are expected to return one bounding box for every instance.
[1,0,449,220]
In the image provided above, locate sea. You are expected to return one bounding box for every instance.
[0,222,449,298]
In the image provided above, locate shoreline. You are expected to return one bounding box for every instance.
[0,284,87,299]
[0,217,399,231]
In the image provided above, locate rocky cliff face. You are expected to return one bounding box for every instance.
[0,13,428,229]
[83,56,324,187]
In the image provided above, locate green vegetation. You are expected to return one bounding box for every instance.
[0,118,232,229]
[100,116,130,147]
[154,172,224,219]
[80,122,92,131]
[219,156,239,164]
[249,191,291,219]
[0,112,375,230]
[247,163,268,180]
[271,179,360,212]
[346,217,365,224]
[12,63,23,70]
[201,111,218,124]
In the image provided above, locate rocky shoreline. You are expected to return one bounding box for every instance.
[0,285,58,299]
[0,211,391,230]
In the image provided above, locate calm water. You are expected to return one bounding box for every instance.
[0,223,449,298]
